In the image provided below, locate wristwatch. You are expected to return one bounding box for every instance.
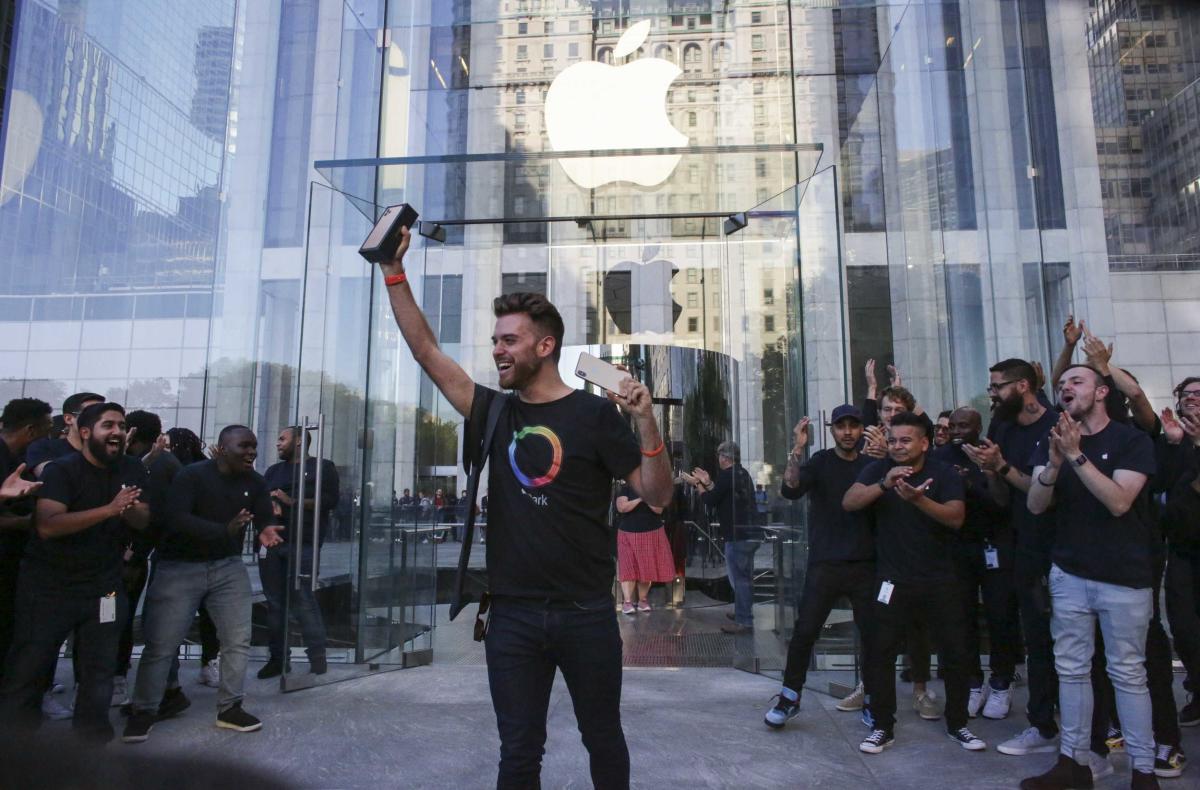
[998,463,1012,477]
[878,479,889,492]
[1072,454,1089,467]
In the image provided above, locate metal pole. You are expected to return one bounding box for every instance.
[311,413,325,593]
[293,417,309,591]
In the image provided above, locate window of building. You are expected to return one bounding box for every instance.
[764,315,775,332]
[751,11,762,23]
[763,288,774,305]
[568,42,579,58]
[517,44,528,60]
[543,43,553,58]
[544,21,553,34]
[518,21,527,35]
[516,89,525,105]
[688,111,697,127]
[687,317,698,332]
[751,33,765,51]
[687,292,698,308]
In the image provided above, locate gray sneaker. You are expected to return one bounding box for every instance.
[199,658,220,688]
[913,690,942,721]
[836,682,865,712]
[997,726,1059,756]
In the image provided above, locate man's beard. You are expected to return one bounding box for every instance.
[88,434,121,466]
[992,392,1022,421]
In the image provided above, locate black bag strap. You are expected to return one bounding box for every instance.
[449,391,507,621]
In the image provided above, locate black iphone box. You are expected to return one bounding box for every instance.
[358,203,419,263]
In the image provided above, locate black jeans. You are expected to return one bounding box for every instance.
[0,555,19,684]
[0,571,126,744]
[116,557,149,676]
[956,542,1021,688]
[1014,557,1059,738]
[484,595,628,790]
[781,560,874,695]
[1165,549,1200,693]
[865,578,971,734]
[259,543,327,661]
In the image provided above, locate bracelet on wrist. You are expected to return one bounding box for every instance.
[640,440,665,458]
[384,271,408,287]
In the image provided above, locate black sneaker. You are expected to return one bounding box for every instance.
[157,687,191,719]
[764,694,800,729]
[1132,769,1161,790]
[256,659,285,680]
[216,703,262,733]
[1181,695,1200,728]
[1154,744,1187,779]
[947,727,986,751]
[1019,754,1092,790]
[310,654,328,675]
[860,728,894,754]
[122,711,156,743]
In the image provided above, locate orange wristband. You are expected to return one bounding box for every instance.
[384,271,408,287]
[640,440,665,458]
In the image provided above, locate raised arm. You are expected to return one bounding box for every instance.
[379,226,476,417]
[1050,315,1084,391]
[614,379,674,508]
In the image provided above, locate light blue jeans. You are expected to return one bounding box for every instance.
[132,557,252,714]
[725,540,760,627]
[1049,563,1154,773]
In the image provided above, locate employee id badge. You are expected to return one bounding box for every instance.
[877,580,895,605]
[984,544,1000,570]
[99,593,117,624]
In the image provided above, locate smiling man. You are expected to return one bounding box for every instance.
[0,402,149,745]
[124,425,275,744]
[378,226,672,790]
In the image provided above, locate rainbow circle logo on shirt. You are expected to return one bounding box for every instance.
[507,426,563,489]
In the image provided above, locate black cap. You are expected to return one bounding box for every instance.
[828,404,863,425]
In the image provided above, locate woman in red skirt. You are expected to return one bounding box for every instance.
[615,482,676,614]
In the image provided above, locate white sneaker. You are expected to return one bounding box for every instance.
[981,686,1012,719]
[836,682,865,712]
[199,658,220,688]
[997,726,1059,756]
[42,691,73,720]
[1087,751,1114,781]
[967,686,987,718]
[110,676,128,707]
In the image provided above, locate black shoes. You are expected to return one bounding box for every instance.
[1180,695,1200,728]
[121,711,156,743]
[1020,754,1094,790]
[157,687,191,719]
[310,653,328,675]
[257,658,286,679]
[216,702,262,733]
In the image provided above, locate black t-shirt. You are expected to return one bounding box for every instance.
[615,483,662,533]
[1031,419,1156,588]
[701,463,759,541]
[931,443,1007,545]
[780,449,873,565]
[263,457,340,543]
[26,437,76,475]
[856,457,965,584]
[0,440,31,566]
[130,451,183,558]
[158,460,275,562]
[989,409,1058,565]
[466,385,641,600]
[24,453,149,597]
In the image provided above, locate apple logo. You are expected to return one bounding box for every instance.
[544,20,687,188]
[603,245,683,334]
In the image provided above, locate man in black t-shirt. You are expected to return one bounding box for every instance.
[844,411,985,754]
[1023,365,1158,789]
[0,403,149,745]
[763,406,873,729]
[965,358,1061,757]
[379,226,672,790]
[0,397,53,683]
[124,425,275,744]
[258,426,339,678]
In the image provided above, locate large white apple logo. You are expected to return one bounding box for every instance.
[544,20,687,188]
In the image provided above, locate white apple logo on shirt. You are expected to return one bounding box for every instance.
[544,20,687,188]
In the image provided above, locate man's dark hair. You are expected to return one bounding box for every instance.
[890,410,930,438]
[285,425,310,452]
[492,292,566,362]
[167,427,205,464]
[218,424,253,445]
[0,398,51,432]
[879,386,916,411]
[77,402,125,432]
[937,410,952,421]
[63,392,104,416]
[125,410,162,444]
[989,358,1038,390]
[1060,363,1107,388]
[1176,376,1200,402]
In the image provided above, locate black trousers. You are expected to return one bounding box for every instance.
[781,560,875,695]
[864,578,971,734]
[1165,549,1200,693]
[0,571,126,744]
[956,542,1021,687]
[0,555,19,684]
[116,557,149,676]
[1014,556,1059,737]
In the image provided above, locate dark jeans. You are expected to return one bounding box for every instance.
[117,557,149,676]
[1014,558,1058,737]
[865,578,971,734]
[484,595,628,790]
[955,543,1021,688]
[259,544,327,661]
[1166,549,1200,692]
[0,556,19,684]
[782,561,874,695]
[0,571,126,744]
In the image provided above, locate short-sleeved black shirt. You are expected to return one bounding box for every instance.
[856,457,965,584]
[467,385,641,600]
[780,449,874,565]
[24,453,149,597]
[1031,419,1157,588]
[989,409,1058,566]
[25,437,75,475]
[615,484,662,533]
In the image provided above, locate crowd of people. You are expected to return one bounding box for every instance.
[0,395,338,747]
[753,317,1200,790]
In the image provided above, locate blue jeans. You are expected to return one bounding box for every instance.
[132,557,251,714]
[725,540,760,626]
[1049,563,1154,773]
[484,595,628,790]
[259,544,327,661]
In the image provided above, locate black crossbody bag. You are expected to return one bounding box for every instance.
[449,391,508,625]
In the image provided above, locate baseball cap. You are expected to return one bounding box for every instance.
[828,404,863,425]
